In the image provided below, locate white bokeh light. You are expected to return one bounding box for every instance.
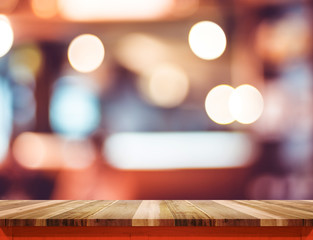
[68,34,105,73]
[229,84,264,124]
[188,21,226,60]
[104,132,256,170]
[205,84,235,125]
[0,15,14,57]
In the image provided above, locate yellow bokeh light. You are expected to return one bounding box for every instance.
[31,0,58,19]
[0,15,13,57]
[205,84,235,125]
[188,21,226,60]
[229,84,264,124]
[140,63,189,108]
[9,44,43,75]
[68,34,105,73]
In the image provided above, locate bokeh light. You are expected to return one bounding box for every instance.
[13,132,95,170]
[115,33,168,74]
[50,77,101,138]
[1,0,313,201]
[9,44,43,82]
[13,132,48,169]
[68,34,105,73]
[229,84,264,124]
[0,15,14,58]
[188,21,226,60]
[105,132,255,170]
[58,0,175,21]
[0,77,12,163]
[139,63,189,108]
[31,0,58,19]
[205,84,234,125]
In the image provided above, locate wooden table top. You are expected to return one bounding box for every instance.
[0,200,312,227]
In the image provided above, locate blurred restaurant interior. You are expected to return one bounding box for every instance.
[0,0,313,200]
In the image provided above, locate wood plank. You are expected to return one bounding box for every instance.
[0,201,48,212]
[165,200,211,226]
[214,200,291,226]
[0,200,68,218]
[8,201,78,219]
[263,200,313,213]
[48,200,117,226]
[188,200,260,226]
[132,200,174,226]
[87,200,142,226]
[1,201,74,227]
[234,200,306,226]
[239,200,313,218]
[50,200,116,219]
[0,200,311,227]
[246,200,313,227]
[7,200,98,226]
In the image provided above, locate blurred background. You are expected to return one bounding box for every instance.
[0,0,313,200]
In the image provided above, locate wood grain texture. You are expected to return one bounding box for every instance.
[0,200,312,227]
[132,200,174,226]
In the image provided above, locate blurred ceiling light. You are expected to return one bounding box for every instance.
[68,34,105,73]
[229,84,264,124]
[0,0,18,14]
[31,0,58,19]
[0,78,12,163]
[58,0,174,21]
[115,33,168,74]
[13,132,95,170]
[9,44,42,80]
[104,132,256,170]
[50,77,101,138]
[0,15,13,57]
[205,84,235,125]
[188,21,226,60]
[140,63,189,108]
